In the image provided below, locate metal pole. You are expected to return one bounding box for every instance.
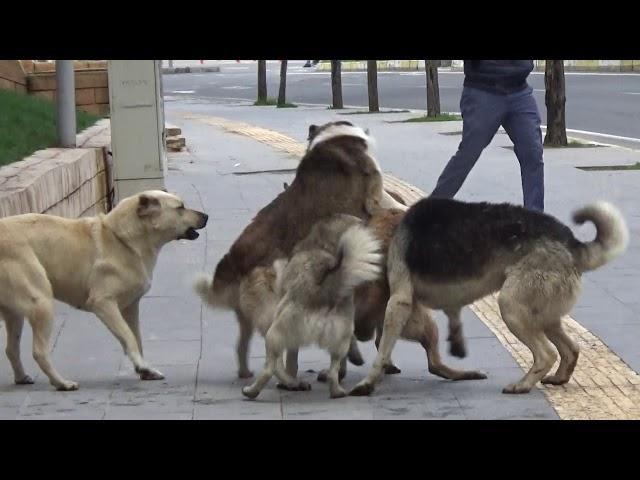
[56,60,76,147]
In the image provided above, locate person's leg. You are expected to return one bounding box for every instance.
[430,87,504,199]
[502,86,544,212]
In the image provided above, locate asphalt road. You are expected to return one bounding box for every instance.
[163,61,640,144]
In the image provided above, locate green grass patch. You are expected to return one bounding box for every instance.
[0,89,101,167]
[400,113,462,123]
[577,162,640,171]
[254,97,297,108]
[339,109,410,115]
[503,139,604,152]
[254,97,278,106]
[544,139,603,148]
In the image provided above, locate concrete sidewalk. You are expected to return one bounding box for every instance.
[1,99,639,419]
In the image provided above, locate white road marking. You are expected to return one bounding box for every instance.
[171,90,195,94]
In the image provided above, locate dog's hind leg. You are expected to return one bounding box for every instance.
[375,327,401,375]
[276,348,305,390]
[444,308,466,358]
[498,288,557,394]
[244,303,309,398]
[0,308,33,385]
[275,356,311,392]
[326,354,348,398]
[347,335,365,366]
[242,354,277,399]
[350,282,413,396]
[317,356,348,383]
[236,311,254,378]
[285,348,299,377]
[28,298,79,391]
[542,322,579,385]
[404,305,486,381]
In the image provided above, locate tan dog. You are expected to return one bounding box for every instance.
[0,190,208,391]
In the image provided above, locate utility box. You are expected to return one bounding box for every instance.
[108,60,166,202]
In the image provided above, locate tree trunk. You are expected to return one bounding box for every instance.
[257,60,267,102]
[425,60,441,116]
[367,60,379,112]
[331,60,343,109]
[277,60,288,107]
[544,60,568,146]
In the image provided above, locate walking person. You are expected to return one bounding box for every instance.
[430,60,545,211]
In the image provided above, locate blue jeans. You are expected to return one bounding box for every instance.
[431,85,544,211]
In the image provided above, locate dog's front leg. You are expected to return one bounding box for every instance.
[236,312,254,378]
[276,348,300,390]
[444,308,467,358]
[89,299,164,380]
[122,300,143,356]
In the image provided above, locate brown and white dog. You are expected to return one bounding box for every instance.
[195,121,405,379]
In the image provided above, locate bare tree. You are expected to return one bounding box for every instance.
[544,60,568,146]
[425,60,441,116]
[277,60,288,107]
[257,60,267,103]
[367,60,379,112]
[331,60,343,109]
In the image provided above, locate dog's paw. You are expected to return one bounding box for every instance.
[15,375,34,385]
[457,370,488,381]
[449,340,467,359]
[348,352,365,366]
[56,380,79,391]
[241,386,259,399]
[384,364,402,375]
[541,374,569,386]
[238,369,254,379]
[330,388,347,399]
[139,368,165,381]
[317,370,328,383]
[502,383,532,394]
[291,381,311,391]
[349,382,374,396]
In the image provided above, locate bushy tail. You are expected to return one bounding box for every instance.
[333,225,383,297]
[193,273,220,307]
[571,201,629,272]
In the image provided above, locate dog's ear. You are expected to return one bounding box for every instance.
[137,194,161,217]
[308,124,319,140]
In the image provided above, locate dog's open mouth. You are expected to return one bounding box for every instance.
[178,227,199,240]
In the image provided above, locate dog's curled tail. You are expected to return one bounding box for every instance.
[335,225,383,296]
[571,201,629,272]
